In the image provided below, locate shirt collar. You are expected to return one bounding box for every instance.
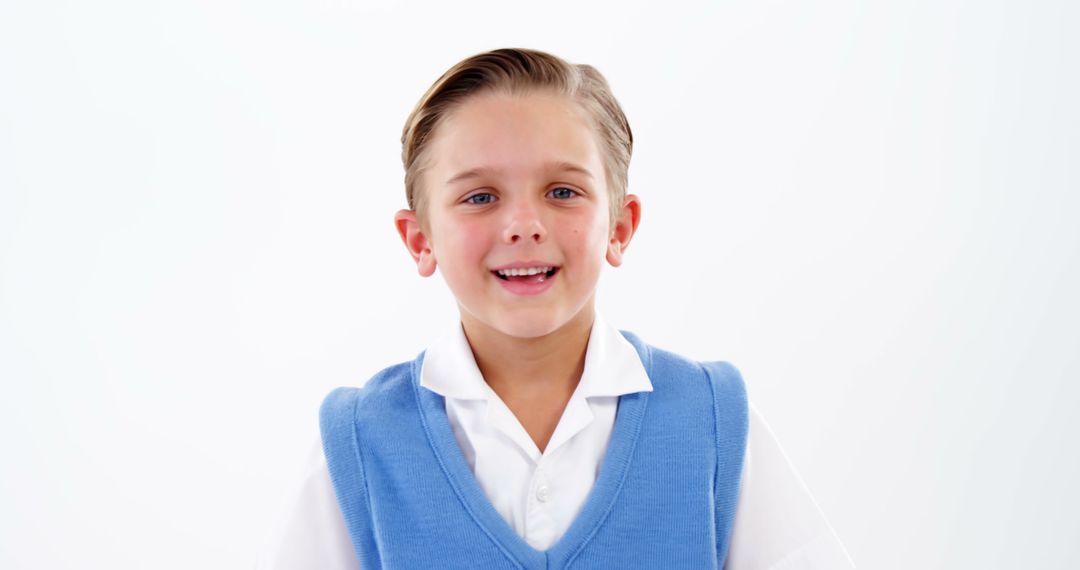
[420,311,654,401]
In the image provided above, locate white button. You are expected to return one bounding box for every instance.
[536,485,549,503]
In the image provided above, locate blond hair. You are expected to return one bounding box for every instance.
[400,48,633,227]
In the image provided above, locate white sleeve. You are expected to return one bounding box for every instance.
[255,439,361,570]
[723,402,856,570]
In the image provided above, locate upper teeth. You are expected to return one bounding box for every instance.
[496,266,553,277]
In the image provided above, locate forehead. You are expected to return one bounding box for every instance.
[428,92,604,186]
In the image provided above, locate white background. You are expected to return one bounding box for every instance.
[2,1,1078,568]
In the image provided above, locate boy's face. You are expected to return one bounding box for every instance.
[395,91,639,340]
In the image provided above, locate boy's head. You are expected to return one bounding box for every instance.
[400,48,634,231]
[393,48,641,340]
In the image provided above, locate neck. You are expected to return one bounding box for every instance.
[460,304,595,405]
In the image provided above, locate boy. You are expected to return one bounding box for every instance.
[258,47,854,569]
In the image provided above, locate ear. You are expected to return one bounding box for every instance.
[394,209,437,277]
[606,194,642,267]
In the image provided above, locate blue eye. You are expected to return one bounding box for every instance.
[465,193,496,205]
[549,187,578,200]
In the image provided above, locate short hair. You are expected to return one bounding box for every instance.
[400,47,634,228]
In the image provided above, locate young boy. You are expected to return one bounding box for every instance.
[258,48,855,569]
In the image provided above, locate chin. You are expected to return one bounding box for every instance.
[460,297,594,340]
[492,318,563,340]
[474,306,574,339]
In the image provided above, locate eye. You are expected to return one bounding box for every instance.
[464,192,496,205]
[548,186,579,200]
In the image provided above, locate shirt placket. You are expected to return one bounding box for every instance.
[525,460,556,549]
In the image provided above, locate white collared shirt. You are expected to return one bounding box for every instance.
[419,312,655,550]
[257,314,856,569]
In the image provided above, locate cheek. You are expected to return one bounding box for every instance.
[566,219,611,266]
[436,220,491,266]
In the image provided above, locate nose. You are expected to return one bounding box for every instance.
[502,198,547,244]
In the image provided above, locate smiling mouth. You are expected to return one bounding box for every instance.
[491,267,560,281]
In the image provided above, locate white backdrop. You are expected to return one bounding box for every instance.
[2,1,1078,568]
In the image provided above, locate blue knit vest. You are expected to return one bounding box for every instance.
[320,330,748,569]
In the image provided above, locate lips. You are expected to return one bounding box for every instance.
[490,259,561,280]
[491,267,560,281]
[491,266,560,295]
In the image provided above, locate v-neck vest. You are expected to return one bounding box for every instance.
[320,330,748,569]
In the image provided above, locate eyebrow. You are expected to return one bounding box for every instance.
[444,161,594,186]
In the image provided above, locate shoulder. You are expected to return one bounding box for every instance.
[620,329,747,395]
[701,360,747,402]
[321,357,420,422]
